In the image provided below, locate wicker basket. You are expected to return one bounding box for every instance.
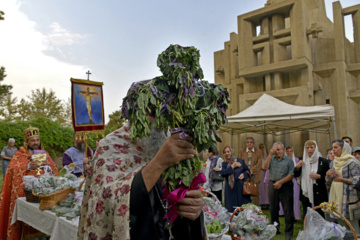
[229,205,267,240]
[203,191,230,240]
[24,188,39,203]
[32,187,76,210]
[304,205,357,240]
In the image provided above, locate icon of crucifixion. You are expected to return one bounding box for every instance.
[77,87,98,121]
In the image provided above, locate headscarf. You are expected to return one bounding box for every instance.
[208,153,220,187]
[224,147,236,189]
[329,141,357,213]
[301,140,320,204]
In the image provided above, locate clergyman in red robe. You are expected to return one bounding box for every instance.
[0,125,59,240]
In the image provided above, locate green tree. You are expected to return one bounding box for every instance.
[59,98,72,127]
[0,67,12,100]
[27,88,64,121]
[105,110,125,134]
[0,93,18,121]
[0,117,74,159]
[17,98,32,121]
[0,10,4,20]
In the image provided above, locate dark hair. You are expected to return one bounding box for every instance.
[208,148,219,155]
[285,146,293,151]
[332,139,344,148]
[246,137,255,142]
[342,136,353,142]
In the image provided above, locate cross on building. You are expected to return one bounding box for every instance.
[86,70,91,80]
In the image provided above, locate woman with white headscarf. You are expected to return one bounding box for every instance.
[326,140,360,235]
[294,140,329,218]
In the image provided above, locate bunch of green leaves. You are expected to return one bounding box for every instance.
[121,44,230,192]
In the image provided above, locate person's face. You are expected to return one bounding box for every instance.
[259,144,265,153]
[274,144,285,159]
[95,140,99,147]
[328,150,335,161]
[332,142,343,157]
[223,147,232,161]
[305,144,316,157]
[343,138,352,147]
[246,139,255,150]
[28,137,40,150]
[8,140,15,147]
[286,148,293,157]
[353,152,360,160]
[208,152,214,158]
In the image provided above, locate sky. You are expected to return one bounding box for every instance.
[0,0,358,124]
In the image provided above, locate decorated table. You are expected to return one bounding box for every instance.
[11,197,78,240]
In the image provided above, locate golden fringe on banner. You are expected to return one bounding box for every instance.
[74,131,105,140]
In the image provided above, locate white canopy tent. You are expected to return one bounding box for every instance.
[220,94,337,139]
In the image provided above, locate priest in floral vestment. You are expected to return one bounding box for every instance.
[78,123,206,240]
[0,125,59,240]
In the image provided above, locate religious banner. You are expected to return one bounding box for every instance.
[70,78,105,137]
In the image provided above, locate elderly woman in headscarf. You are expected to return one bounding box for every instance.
[294,140,329,218]
[205,148,224,203]
[326,140,360,235]
[221,146,251,212]
[259,143,270,210]
[279,146,301,220]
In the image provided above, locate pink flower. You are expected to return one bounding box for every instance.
[89,190,93,198]
[113,159,122,165]
[136,146,144,152]
[87,168,93,177]
[89,232,97,240]
[118,204,129,217]
[120,149,127,154]
[95,174,104,184]
[124,126,130,132]
[120,184,130,195]
[102,233,112,240]
[87,217,91,227]
[124,134,130,140]
[114,188,120,197]
[114,131,120,134]
[134,155,142,164]
[96,158,105,167]
[102,187,112,199]
[106,164,116,172]
[95,148,103,157]
[96,200,105,214]
[103,146,109,151]
[106,176,114,183]
[125,174,132,180]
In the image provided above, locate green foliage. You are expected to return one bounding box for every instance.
[0,93,18,121]
[106,110,125,133]
[121,44,230,192]
[0,11,4,20]
[0,117,74,159]
[0,67,12,100]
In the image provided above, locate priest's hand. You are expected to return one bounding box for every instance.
[177,189,204,221]
[29,160,38,170]
[153,133,195,170]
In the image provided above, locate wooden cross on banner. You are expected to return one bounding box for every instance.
[86,70,91,80]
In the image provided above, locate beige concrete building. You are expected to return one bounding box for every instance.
[214,0,360,157]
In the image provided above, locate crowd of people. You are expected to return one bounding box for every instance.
[204,136,360,240]
[1,122,360,240]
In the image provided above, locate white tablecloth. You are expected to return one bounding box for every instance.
[12,197,231,240]
[11,197,78,240]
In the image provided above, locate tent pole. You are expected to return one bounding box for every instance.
[332,118,338,140]
[231,130,234,149]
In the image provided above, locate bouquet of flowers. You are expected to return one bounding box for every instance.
[121,44,230,222]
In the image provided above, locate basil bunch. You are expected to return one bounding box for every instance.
[121,44,230,192]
